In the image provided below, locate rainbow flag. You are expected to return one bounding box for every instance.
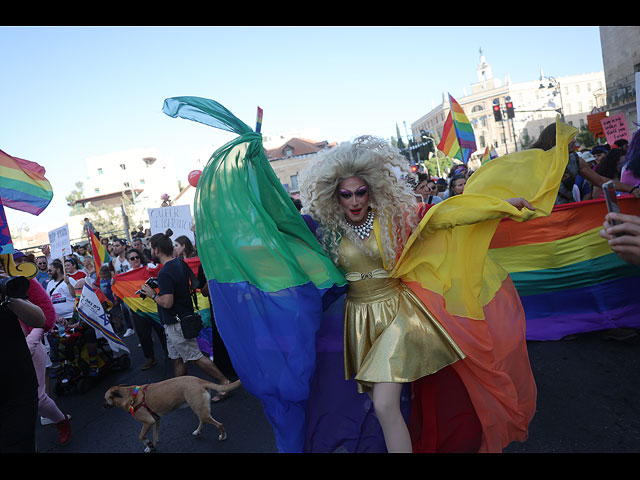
[437,94,476,164]
[112,264,163,323]
[488,196,640,340]
[164,96,349,453]
[89,230,110,273]
[0,197,14,255]
[480,145,498,166]
[256,106,263,133]
[0,149,53,215]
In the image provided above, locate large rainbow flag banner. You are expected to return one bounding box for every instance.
[0,149,53,215]
[437,94,476,164]
[488,196,640,340]
[111,258,214,352]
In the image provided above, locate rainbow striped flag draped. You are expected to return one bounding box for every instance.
[437,94,476,164]
[0,149,53,215]
[488,196,640,340]
[111,258,214,350]
[163,96,349,453]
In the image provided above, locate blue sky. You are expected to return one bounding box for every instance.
[0,26,605,235]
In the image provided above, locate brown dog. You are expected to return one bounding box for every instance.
[104,375,241,452]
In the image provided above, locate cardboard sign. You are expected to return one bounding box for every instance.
[587,111,607,138]
[148,204,195,243]
[48,224,72,262]
[601,113,630,145]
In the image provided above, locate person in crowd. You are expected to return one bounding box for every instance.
[139,233,233,398]
[620,129,640,190]
[132,237,152,264]
[448,173,467,197]
[73,243,89,265]
[34,255,50,290]
[82,257,98,286]
[530,123,640,202]
[601,212,640,267]
[47,260,77,325]
[0,257,47,452]
[591,145,609,168]
[83,218,96,239]
[126,248,167,370]
[20,274,72,444]
[592,148,627,198]
[173,235,197,259]
[110,239,131,274]
[109,238,135,338]
[413,174,443,204]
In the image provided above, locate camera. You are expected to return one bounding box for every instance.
[136,277,159,299]
[0,275,30,300]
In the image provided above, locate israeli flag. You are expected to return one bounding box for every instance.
[77,283,130,354]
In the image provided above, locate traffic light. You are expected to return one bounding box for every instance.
[411,164,418,173]
[493,104,502,122]
[506,100,515,119]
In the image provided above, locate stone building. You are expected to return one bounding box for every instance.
[411,53,606,170]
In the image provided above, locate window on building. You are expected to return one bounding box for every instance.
[284,147,294,157]
[98,168,103,175]
[123,182,130,187]
[94,188,100,194]
[290,174,299,191]
[140,179,145,185]
[120,163,126,170]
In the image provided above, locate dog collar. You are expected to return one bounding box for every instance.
[129,386,141,417]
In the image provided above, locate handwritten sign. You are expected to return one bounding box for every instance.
[601,113,630,145]
[48,224,72,262]
[148,205,194,243]
[587,111,607,138]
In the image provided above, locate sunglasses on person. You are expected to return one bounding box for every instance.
[128,255,140,261]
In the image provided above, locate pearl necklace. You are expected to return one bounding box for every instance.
[347,210,374,240]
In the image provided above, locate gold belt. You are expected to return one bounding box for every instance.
[345,268,390,282]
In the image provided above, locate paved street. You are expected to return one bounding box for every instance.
[35,327,640,454]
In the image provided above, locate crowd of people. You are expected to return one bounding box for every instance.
[2,226,237,453]
[3,119,640,454]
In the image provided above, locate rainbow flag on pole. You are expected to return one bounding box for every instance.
[488,196,640,340]
[437,94,476,164]
[89,230,110,273]
[256,106,263,133]
[0,149,53,215]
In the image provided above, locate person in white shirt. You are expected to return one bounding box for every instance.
[46,260,77,323]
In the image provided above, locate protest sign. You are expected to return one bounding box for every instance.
[48,224,72,261]
[587,110,607,138]
[601,113,630,145]
[148,204,194,242]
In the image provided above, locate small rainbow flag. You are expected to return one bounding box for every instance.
[256,106,263,133]
[0,149,53,215]
[488,196,640,340]
[437,94,476,164]
[480,145,498,166]
[89,230,110,274]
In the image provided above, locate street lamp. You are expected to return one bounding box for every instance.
[539,76,565,122]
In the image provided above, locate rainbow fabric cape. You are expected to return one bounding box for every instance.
[489,196,640,340]
[0,149,53,215]
[163,96,349,453]
[437,94,476,164]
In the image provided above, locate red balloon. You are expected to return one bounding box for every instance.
[188,170,202,187]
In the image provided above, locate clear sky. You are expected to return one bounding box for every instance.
[0,26,605,236]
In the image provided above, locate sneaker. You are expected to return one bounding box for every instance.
[56,417,72,444]
[141,358,156,370]
[41,414,71,426]
[123,328,135,338]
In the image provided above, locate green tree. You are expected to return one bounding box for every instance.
[575,124,598,149]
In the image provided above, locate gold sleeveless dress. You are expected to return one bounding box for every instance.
[338,231,466,393]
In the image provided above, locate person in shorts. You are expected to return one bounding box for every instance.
[140,233,232,399]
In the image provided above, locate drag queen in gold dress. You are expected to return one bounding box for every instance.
[299,126,574,452]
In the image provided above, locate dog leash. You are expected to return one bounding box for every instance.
[129,385,160,420]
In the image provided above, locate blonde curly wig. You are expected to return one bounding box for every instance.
[299,135,419,268]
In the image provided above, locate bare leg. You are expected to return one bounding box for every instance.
[174,358,187,377]
[194,356,228,384]
[371,382,412,453]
